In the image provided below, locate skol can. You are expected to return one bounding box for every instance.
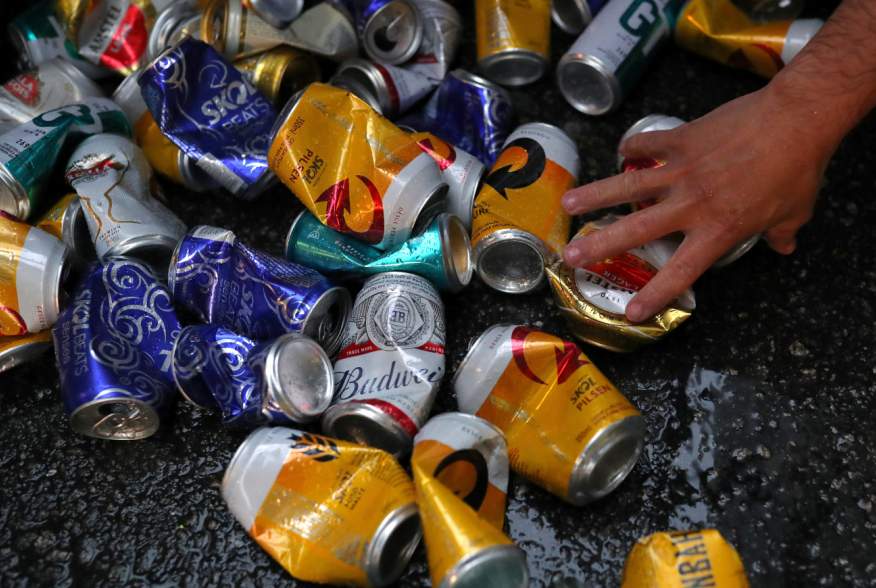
[618,114,760,268]
[454,324,646,505]
[546,215,695,352]
[234,46,321,107]
[65,134,187,272]
[403,0,461,82]
[52,258,180,440]
[475,0,551,87]
[358,0,424,65]
[675,0,822,79]
[268,82,448,251]
[169,226,351,353]
[411,412,530,588]
[0,330,54,374]
[322,271,445,458]
[0,58,104,134]
[330,58,435,117]
[471,122,580,294]
[285,210,472,292]
[245,0,305,29]
[171,325,334,426]
[557,0,677,115]
[222,426,421,586]
[139,38,276,199]
[147,3,203,62]
[34,193,94,258]
[552,0,608,35]
[621,530,749,588]
[0,97,130,220]
[0,212,69,336]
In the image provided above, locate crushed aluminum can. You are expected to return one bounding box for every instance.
[169,225,351,354]
[472,122,580,294]
[146,2,203,63]
[285,210,472,292]
[34,193,94,259]
[330,58,435,117]
[52,257,180,440]
[171,325,334,425]
[0,97,130,220]
[411,412,530,588]
[358,0,424,65]
[0,212,69,336]
[268,82,448,251]
[245,0,305,29]
[546,214,695,352]
[454,324,646,505]
[551,0,608,35]
[64,133,187,273]
[475,0,551,87]
[675,0,822,79]
[403,0,461,82]
[322,271,445,458]
[0,58,104,134]
[139,37,277,199]
[0,330,54,374]
[233,46,321,107]
[222,426,421,587]
[621,530,750,588]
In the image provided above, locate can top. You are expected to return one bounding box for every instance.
[451,69,510,100]
[322,401,413,459]
[442,544,529,588]
[364,502,422,587]
[568,414,645,505]
[265,333,334,422]
[248,0,304,29]
[69,397,161,440]
[300,286,351,358]
[551,0,593,35]
[148,3,198,62]
[556,52,622,116]
[438,213,473,293]
[330,59,388,114]
[200,0,241,56]
[362,0,424,65]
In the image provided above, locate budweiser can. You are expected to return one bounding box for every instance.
[34,193,94,258]
[621,530,749,588]
[147,3,203,62]
[557,0,676,115]
[359,0,424,65]
[245,0,305,29]
[223,426,421,586]
[234,46,321,107]
[322,271,445,458]
[675,0,822,79]
[412,412,529,588]
[472,122,580,294]
[552,0,608,35]
[52,258,180,440]
[268,82,448,251]
[454,324,646,505]
[0,213,69,336]
[475,0,550,87]
[0,330,54,374]
[169,226,351,353]
[0,58,104,134]
[330,58,434,117]
[546,215,695,352]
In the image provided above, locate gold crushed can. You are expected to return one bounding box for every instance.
[475,0,551,86]
[268,83,448,251]
[622,529,749,587]
[453,324,645,505]
[222,426,422,587]
[34,193,93,257]
[472,122,579,294]
[233,46,321,107]
[412,412,528,588]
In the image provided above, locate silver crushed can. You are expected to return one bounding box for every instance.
[330,58,435,117]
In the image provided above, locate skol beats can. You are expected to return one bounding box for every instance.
[52,258,180,440]
[412,412,530,588]
[222,426,421,587]
[359,0,424,65]
[234,46,321,107]
[35,193,94,259]
[330,58,435,117]
[454,324,646,505]
[475,0,551,87]
[0,330,53,374]
[621,530,749,587]
[552,0,608,35]
[471,122,580,294]
[268,82,448,251]
[0,212,69,336]
[546,215,695,352]
[557,0,677,115]
[675,0,822,79]
[322,271,445,458]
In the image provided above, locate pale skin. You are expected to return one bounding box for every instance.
[561,0,876,323]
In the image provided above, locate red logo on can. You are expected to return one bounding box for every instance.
[316,175,385,243]
[3,73,40,107]
[510,326,590,385]
[100,4,148,73]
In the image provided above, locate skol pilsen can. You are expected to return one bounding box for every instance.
[35,193,94,259]
[475,0,551,87]
[0,213,69,336]
[546,215,695,352]
[618,114,759,268]
[621,530,749,588]
[471,122,580,294]
[0,330,53,374]
[171,325,334,426]
[234,46,321,107]
[411,412,530,588]
[552,0,608,35]
[268,82,448,251]
[557,0,677,115]
[222,426,422,587]
[322,271,445,458]
[675,0,822,79]
[454,324,646,505]
[52,258,181,440]
[330,58,435,117]
[169,226,351,353]
[147,2,203,63]
[285,210,473,292]
[358,0,424,65]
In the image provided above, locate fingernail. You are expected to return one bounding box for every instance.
[626,301,646,323]
[564,244,582,265]
[561,192,577,211]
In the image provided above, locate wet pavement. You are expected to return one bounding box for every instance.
[2,2,875,587]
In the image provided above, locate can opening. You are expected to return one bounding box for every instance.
[445,545,529,588]
[443,215,473,290]
[333,68,383,112]
[571,417,645,505]
[374,510,421,586]
[323,405,410,459]
[304,287,351,357]
[588,433,642,495]
[476,238,544,294]
[558,59,615,116]
[552,0,589,35]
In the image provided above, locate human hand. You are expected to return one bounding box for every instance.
[560,82,837,323]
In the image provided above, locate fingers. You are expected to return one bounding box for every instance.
[619,128,682,162]
[562,165,675,215]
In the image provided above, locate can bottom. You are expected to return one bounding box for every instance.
[321,402,412,459]
[440,544,529,588]
[479,50,546,87]
[568,414,645,505]
[475,230,547,294]
[557,54,620,116]
[69,397,161,440]
[366,503,422,587]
